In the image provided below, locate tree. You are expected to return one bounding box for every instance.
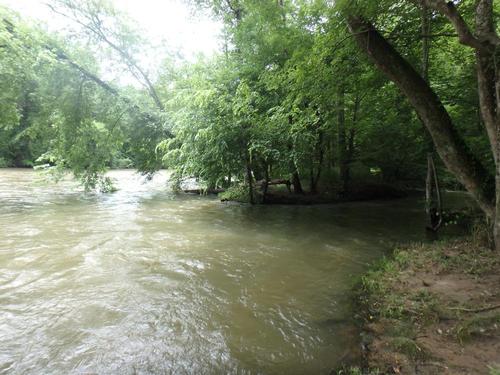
[0,5,164,188]
[343,0,499,248]
[48,0,164,111]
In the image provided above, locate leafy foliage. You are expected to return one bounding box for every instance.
[0,0,494,200]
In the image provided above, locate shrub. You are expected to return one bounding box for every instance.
[219,184,251,203]
[0,157,10,168]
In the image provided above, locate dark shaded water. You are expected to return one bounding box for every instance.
[0,169,451,374]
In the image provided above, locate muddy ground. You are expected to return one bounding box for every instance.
[355,239,500,374]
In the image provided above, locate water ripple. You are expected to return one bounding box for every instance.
[0,169,431,374]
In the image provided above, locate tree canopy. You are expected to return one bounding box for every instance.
[1,0,499,244]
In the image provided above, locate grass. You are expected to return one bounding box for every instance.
[358,248,440,325]
[335,367,382,375]
[428,242,499,276]
[388,336,429,360]
[454,311,500,343]
[351,236,500,373]
[359,240,497,327]
[379,238,498,276]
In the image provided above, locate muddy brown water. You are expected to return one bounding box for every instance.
[0,169,468,374]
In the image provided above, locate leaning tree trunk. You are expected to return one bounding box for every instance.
[346,16,495,226]
[417,0,499,247]
[424,0,499,248]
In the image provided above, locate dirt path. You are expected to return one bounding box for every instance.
[357,239,500,374]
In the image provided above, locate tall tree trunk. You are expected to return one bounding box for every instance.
[347,128,355,168]
[287,115,304,195]
[421,5,442,231]
[329,138,335,169]
[472,0,500,248]
[310,165,315,194]
[337,86,349,193]
[346,16,495,222]
[311,131,324,194]
[346,93,360,182]
[245,149,255,205]
[416,0,499,248]
[310,110,324,194]
[426,153,443,231]
[292,170,303,194]
[262,163,270,203]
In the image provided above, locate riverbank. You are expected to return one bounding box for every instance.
[263,183,408,205]
[216,182,409,205]
[345,237,500,375]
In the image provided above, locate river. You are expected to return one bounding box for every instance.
[0,169,435,374]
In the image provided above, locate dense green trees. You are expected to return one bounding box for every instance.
[0,2,168,188]
[1,0,497,244]
[341,0,498,247]
[160,0,448,196]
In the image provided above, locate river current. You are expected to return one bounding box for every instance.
[0,169,430,374]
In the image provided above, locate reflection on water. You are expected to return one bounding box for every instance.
[0,169,429,374]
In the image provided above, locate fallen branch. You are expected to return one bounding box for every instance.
[448,304,500,313]
[183,188,225,195]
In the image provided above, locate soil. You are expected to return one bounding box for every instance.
[358,240,500,374]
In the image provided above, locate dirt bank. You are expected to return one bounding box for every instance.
[350,239,500,374]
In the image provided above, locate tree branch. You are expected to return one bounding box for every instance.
[448,303,500,313]
[346,16,495,218]
[51,47,173,138]
[418,0,498,51]
[46,2,165,111]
